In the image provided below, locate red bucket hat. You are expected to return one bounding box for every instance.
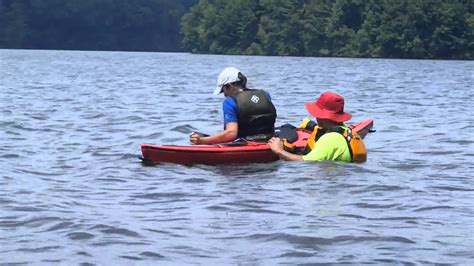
[305,92,352,122]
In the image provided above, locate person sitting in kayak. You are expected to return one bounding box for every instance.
[268,91,367,163]
[190,67,277,145]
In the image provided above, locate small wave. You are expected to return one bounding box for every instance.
[0,154,20,159]
[165,245,217,258]
[414,206,453,212]
[42,259,62,263]
[0,216,62,228]
[101,228,141,237]
[243,233,416,245]
[278,251,315,258]
[121,153,143,160]
[17,245,61,253]
[83,113,106,119]
[369,216,419,221]
[76,251,92,257]
[374,258,416,265]
[338,214,367,219]
[353,184,404,193]
[11,206,46,212]
[4,130,20,136]
[348,202,399,209]
[17,169,65,177]
[120,255,143,261]
[44,221,75,232]
[205,205,230,211]
[143,228,185,238]
[140,251,165,258]
[161,137,182,142]
[385,160,430,171]
[132,192,192,199]
[29,115,49,121]
[94,177,127,183]
[443,139,473,145]
[236,208,284,214]
[89,224,141,237]
[430,186,474,192]
[227,199,275,206]
[67,232,95,240]
[414,150,462,155]
[183,177,210,183]
[292,177,316,182]
[91,240,147,247]
[142,132,164,139]
[122,115,146,122]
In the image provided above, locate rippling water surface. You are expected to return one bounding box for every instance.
[1,49,473,264]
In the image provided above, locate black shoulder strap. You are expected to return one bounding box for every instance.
[330,127,353,161]
[314,127,327,142]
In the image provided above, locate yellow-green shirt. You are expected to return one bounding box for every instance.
[302,132,351,162]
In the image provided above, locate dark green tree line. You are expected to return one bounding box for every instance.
[182,0,474,59]
[0,0,197,51]
[1,0,472,59]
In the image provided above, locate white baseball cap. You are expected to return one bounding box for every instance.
[213,67,242,95]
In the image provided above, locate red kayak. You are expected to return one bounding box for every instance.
[141,118,374,166]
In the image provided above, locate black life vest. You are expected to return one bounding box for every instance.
[231,89,277,139]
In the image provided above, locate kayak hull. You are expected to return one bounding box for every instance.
[141,142,279,166]
[141,118,373,166]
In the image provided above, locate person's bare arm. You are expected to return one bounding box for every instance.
[268,137,303,161]
[190,122,238,145]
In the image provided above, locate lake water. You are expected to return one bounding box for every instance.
[1,49,473,264]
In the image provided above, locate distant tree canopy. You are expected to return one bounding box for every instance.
[0,0,197,51]
[1,0,472,59]
[182,0,474,59]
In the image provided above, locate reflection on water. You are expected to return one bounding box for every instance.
[1,49,473,264]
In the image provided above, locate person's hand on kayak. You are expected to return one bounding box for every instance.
[189,132,202,145]
[268,137,283,153]
[268,137,304,161]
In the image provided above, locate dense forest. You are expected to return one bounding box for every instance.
[0,0,197,51]
[1,0,472,59]
[182,0,474,59]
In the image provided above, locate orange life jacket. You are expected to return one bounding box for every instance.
[302,123,367,163]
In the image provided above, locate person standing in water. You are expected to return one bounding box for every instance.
[268,91,367,163]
